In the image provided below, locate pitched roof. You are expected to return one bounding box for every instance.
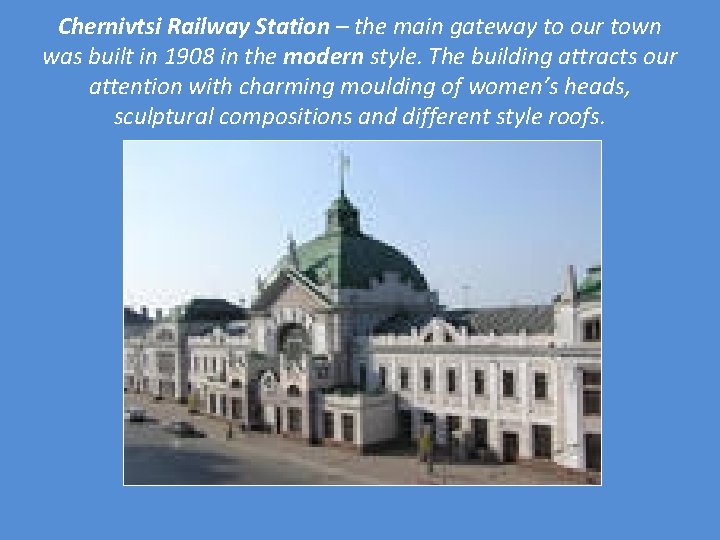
[374,305,555,336]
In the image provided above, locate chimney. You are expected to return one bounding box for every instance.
[140,306,148,318]
[562,265,577,302]
[155,307,163,320]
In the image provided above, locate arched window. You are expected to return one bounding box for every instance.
[278,323,310,364]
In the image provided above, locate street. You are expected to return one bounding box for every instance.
[125,421,367,485]
[124,395,591,485]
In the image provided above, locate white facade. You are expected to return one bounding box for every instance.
[124,191,601,472]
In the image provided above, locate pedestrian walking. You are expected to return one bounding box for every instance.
[419,431,434,474]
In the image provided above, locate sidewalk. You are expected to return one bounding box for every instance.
[124,394,588,485]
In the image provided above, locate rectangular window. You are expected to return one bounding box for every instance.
[447,368,457,393]
[219,395,226,416]
[379,366,387,389]
[471,418,488,448]
[231,379,241,389]
[583,389,601,416]
[193,357,198,373]
[532,424,552,459]
[231,398,242,419]
[203,357,207,373]
[323,411,334,439]
[400,367,410,390]
[584,318,601,342]
[212,357,217,373]
[534,372,548,400]
[583,370,601,386]
[423,368,433,392]
[474,369,485,396]
[209,393,216,414]
[359,364,367,390]
[287,407,302,432]
[342,413,354,442]
[502,370,515,398]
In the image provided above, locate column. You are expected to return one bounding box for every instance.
[487,362,501,458]
[518,362,532,458]
[561,363,584,469]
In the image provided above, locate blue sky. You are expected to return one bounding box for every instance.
[123,140,600,309]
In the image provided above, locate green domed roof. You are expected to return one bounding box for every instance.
[577,265,601,300]
[272,192,428,292]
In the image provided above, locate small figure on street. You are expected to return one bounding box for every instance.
[419,430,434,474]
[226,421,233,440]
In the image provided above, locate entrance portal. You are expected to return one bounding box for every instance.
[503,431,519,463]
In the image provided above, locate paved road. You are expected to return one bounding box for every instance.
[124,396,594,485]
[124,421,365,485]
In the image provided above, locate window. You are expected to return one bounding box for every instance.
[532,424,552,459]
[220,395,226,416]
[287,407,302,432]
[342,413,354,442]
[231,379,241,389]
[447,368,457,393]
[231,398,242,419]
[583,390,601,416]
[323,411,334,439]
[474,369,485,396]
[203,357,207,373]
[209,394,216,414]
[359,364,367,390]
[502,370,515,398]
[423,368,433,392]
[583,369,601,416]
[287,385,301,397]
[379,366,387,389]
[212,357,217,373]
[400,367,410,390]
[193,357,198,373]
[584,318,601,342]
[583,371,601,386]
[535,372,548,400]
[471,418,488,448]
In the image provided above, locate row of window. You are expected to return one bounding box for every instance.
[193,356,227,374]
[374,366,549,399]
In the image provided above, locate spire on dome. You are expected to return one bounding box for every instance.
[326,149,360,235]
[337,148,350,198]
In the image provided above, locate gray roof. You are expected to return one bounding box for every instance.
[374,305,554,336]
[187,321,248,338]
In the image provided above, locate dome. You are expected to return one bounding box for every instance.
[271,191,428,292]
[577,265,601,300]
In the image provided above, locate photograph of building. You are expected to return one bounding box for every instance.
[123,141,601,484]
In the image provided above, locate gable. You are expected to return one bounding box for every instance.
[252,270,331,312]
